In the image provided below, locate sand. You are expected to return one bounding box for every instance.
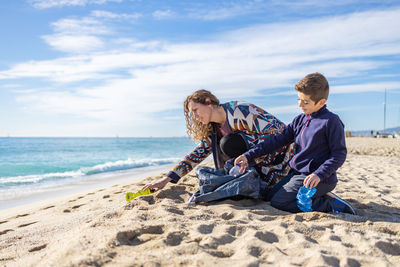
[1,137,400,266]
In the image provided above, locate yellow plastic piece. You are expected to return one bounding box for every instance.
[125,188,154,202]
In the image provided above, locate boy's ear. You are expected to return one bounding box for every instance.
[318,98,327,106]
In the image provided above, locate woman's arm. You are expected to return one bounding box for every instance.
[143,138,213,190]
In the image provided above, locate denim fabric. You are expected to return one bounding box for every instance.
[270,174,336,213]
[189,160,269,203]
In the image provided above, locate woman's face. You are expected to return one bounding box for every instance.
[188,100,212,125]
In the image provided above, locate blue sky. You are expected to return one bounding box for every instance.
[1,0,400,137]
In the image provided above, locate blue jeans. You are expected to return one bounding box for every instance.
[269,174,336,213]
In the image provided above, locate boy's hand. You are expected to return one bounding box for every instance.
[304,173,321,189]
[143,177,172,191]
[234,154,248,173]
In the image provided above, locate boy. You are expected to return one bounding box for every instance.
[235,72,355,214]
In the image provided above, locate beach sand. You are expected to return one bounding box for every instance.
[1,137,400,266]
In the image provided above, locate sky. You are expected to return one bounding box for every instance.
[0,0,400,137]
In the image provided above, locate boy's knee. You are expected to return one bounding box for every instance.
[270,194,288,210]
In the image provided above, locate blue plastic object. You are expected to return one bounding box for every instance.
[296,186,317,212]
[228,164,242,177]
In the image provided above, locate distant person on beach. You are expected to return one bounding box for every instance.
[235,73,356,214]
[143,89,294,193]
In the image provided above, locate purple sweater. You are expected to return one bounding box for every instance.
[244,105,346,184]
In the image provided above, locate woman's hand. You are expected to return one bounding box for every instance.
[234,154,248,173]
[304,173,321,189]
[142,176,172,191]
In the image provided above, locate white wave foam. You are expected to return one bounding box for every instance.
[0,157,179,187]
[82,158,179,175]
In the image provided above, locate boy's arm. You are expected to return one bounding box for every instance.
[243,124,294,166]
[313,116,347,181]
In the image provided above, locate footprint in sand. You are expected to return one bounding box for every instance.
[248,246,263,257]
[138,195,155,205]
[18,221,37,228]
[342,242,354,248]
[62,204,84,212]
[68,196,84,203]
[318,255,340,266]
[258,216,276,222]
[165,207,184,216]
[0,229,14,235]
[280,222,289,228]
[155,186,189,202]
[41,205,55,210]
[197,224,214,234]
[72,204,85,209]
[200,234,236,249]
[226,225,246,237]
[15,213,29,218]
[28,244,47,252]
[116,225,164,246]
[375,241,400,256]
[221,212,235,220]
[0,257,15,262]
[206,249,234,258]
[255,231,279,244]
[164,231,187,246]
[329,235,342,242]
[346,258,361,267]
[103,211,121,219]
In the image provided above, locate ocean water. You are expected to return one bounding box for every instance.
[0,137,195,206]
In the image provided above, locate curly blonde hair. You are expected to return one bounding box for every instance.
[184,89,220,142]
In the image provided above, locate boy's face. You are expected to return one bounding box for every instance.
[297,92,326,115]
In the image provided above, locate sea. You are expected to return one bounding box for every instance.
[0,137,195,209]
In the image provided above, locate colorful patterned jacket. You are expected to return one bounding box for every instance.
[167,101,295,187]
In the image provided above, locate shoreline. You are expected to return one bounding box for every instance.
[0,163,175,212]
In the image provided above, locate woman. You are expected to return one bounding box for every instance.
[143,90,294,194]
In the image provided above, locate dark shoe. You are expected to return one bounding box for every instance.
[326,192,356,215]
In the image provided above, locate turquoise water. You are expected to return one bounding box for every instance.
[0,137,195,202]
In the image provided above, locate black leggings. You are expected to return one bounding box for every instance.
[219,133,248,158]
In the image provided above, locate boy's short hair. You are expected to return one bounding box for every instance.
[295,72,329,103]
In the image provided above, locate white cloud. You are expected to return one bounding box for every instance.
[43,34,104,53]
[90,10,142,20]
[2,83,23,88]
[332,82,400,94]
[40,10,143,54]
[41,16,110,53]
[51,17,110,35]
[189,1,260,20]
[11,89,37,94]
[30,0,123,9]
[152,10,175,20]
[267,104,299,115]
[3,7,400,132]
